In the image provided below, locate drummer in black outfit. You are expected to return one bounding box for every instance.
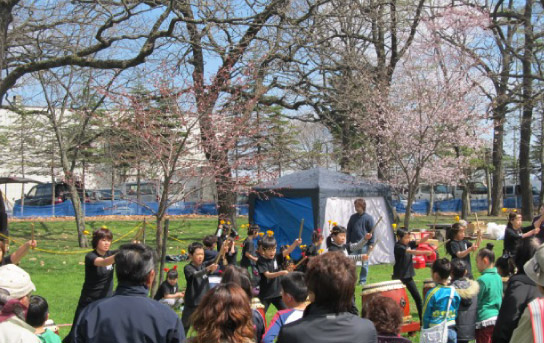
[216,223,238,267]
[392,227,432,321]
[63,228,116,343]
[503,212,543,257]
[446,222,478,279]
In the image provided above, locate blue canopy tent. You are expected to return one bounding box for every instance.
[249,168,396,263]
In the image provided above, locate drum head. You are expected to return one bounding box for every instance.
[361,280,404,295]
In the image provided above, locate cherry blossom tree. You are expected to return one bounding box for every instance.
[261,0,429,177]
[355,41,489,227]
[429,1,540,216]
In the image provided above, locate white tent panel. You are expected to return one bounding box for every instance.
[323,197,395,265]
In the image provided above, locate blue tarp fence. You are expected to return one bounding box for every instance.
[12,200,249,218]
[11,197,538,217]
[393,196,540,214]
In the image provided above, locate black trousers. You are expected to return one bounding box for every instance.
[401,277,423,321]
[182,305,197,334]
[261,296,286,314]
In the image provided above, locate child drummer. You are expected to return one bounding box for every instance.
[257,232,301,314]
[326,225,370,261]
[392,227,433,321]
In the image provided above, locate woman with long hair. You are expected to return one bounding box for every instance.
[221,265,265,343]
[190,283,255,343]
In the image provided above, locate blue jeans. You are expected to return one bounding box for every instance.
[352,245,369,284]
[447,328,457,343]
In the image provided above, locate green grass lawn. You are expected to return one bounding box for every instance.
[6,214,510,342]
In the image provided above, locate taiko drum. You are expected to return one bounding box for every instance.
[361,280,420,333]
[416,243,438,265]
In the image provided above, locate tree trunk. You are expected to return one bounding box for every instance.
[338,123,351,172]
[82,161,86,214]
[461,183,470,220]
[142,218,147,245]
[377,155,387,180]
[68,184,88,248]
[491,105,506,216]
[216,170,238,229]
[519,0,535,220]
[153,218,168,298]
[490,1,515,216]
[111,166,115,202]
[51,158,55,216]
[403,183,417,229]
[52,117,88,247]
[19,112,25,215]
[427,185,434,216]
[0,1,16,94]
[151,218,163,296]
[136,159,141,207]
[540,112,544,207]
[151,179,171,296]
[486,166,492,215]
[375,107,388,180]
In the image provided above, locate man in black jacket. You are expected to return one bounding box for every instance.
[73,243,185,343]
[277,251,377,343]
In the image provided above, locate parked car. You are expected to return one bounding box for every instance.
[120,182,159,203]
[14,182,85,206]
[97,189,124,201]
[86,190,104,202]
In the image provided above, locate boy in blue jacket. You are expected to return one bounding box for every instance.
[423,258,461,343]
[262,271,308,343]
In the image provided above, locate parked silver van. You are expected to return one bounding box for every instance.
[403,184,454,202]
[503,184,539,198]
[452,181,488,200]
